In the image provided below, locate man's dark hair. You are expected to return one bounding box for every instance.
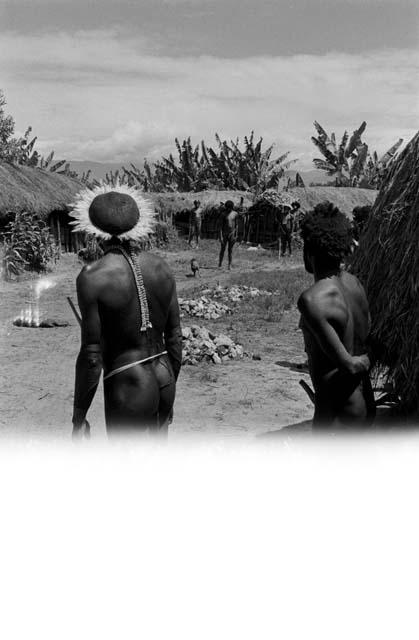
[300,201,352,265]
[225,200,234,209]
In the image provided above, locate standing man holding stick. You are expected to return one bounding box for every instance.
[69,183,182,438]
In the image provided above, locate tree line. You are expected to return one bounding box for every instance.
[1,89,402,192]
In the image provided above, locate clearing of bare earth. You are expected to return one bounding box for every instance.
[0,239,318,441]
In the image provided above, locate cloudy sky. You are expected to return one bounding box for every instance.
[0,0,418,169]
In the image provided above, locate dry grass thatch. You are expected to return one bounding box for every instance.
[287,186,377,218]
[351,131,419,414]
[0,162,83,219]
[149,190,253,221]
[149,186,378,246]
[150,187,377,220]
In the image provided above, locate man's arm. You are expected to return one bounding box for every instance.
[233,211,240,240]
[298,293,370,376]
[164,280,182,381]
[216,214,223,242]
[72,268,103,432]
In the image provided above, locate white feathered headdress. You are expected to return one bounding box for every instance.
[69,181,157,241]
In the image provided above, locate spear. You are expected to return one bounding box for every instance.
[67,296,81,326]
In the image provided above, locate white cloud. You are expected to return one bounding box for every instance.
[1,29,417,168]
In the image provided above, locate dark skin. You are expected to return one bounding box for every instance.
[298,246,375,429]
[72,241,182,438]
[218,203,240,269]
[188,201,202,247]
[278,206,295,256]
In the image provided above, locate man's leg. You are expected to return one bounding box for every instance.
[228,237,235,269]
[194,224,200,247]
[280,235,286,257]
[156,357,176,435]
[219,238,227,267]
[287,233,292,255]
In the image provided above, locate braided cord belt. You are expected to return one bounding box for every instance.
[106,245,152,333]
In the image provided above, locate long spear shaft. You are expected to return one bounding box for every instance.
[67,296,82,326]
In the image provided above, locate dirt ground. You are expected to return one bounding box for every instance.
[0,239,329,441]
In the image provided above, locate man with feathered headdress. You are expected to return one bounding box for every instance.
[69,182,182,437]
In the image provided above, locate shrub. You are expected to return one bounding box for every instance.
[1,211,59,280]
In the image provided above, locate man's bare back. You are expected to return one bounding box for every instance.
[220,209,239,238]
[298,201,375,429]
[299,271,374,428]
[74,246,182,434]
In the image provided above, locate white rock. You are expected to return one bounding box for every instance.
[215,334,234,347]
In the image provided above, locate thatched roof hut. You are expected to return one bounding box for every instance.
[150,190,253,220]
[151,187,378,243]
[351,131,419,414]
[287,186,377,219]
[0,162,84,252]
[0,162,83,219]
[150,187,377,220]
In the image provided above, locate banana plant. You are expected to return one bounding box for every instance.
[312,121,403,187]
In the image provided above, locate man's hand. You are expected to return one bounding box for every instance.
[349,354,370,376]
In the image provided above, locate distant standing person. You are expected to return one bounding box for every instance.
[188,200,203,247]
[69,183,182,438]
[278,204,295,257]
[298,202,375,429]
[218,200,239,269]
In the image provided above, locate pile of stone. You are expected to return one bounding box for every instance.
[208,284,273,303]
[182,325,244,365]
[179,296,232,320]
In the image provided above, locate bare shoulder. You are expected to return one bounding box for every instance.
[140,252,176,284]
[299,279,336,305]
[141,251,172,271]
[76,261,107,301]
[76,260,103,287]
[341,270,367,296]
[298,279,346,321]
[297,283,323,315]
[340,272,370,316]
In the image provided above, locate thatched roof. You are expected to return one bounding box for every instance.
[149,187,377,219]
[287,186,377,219]
[0,162,83,219]
[351,131,419,414]
[149,190,253,217]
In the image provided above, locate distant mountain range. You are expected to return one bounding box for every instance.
[68,160,331,186]
[68,161,123,180]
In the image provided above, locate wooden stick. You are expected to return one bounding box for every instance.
[67,296,81,326]
[299,379,315,405]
